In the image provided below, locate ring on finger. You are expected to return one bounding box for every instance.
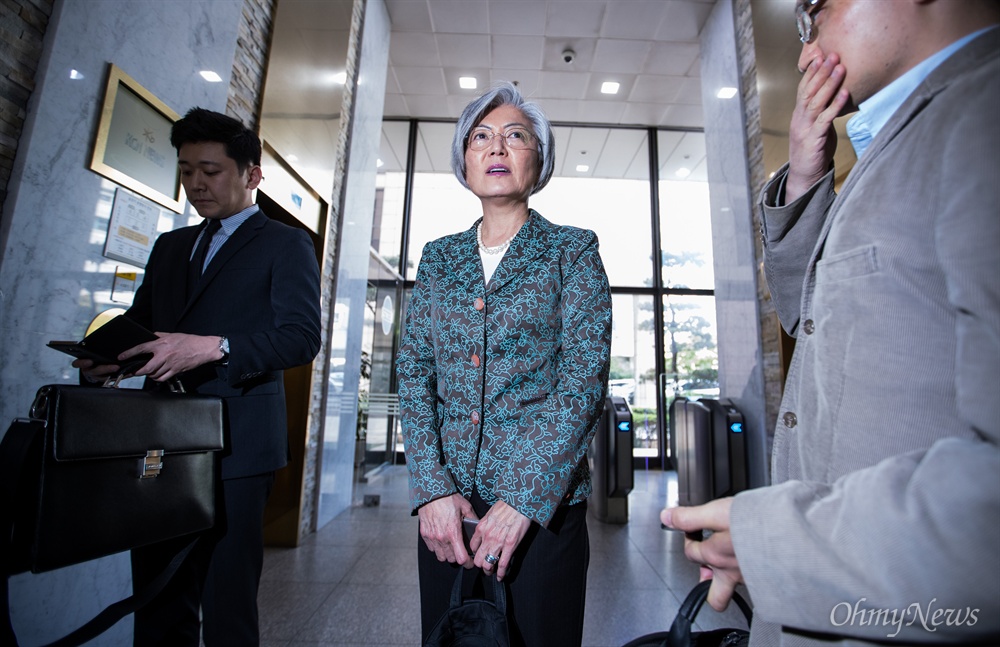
[484,553,499,565]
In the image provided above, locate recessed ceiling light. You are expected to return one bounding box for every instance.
[377,159,384,168]
[576,165,589,173]
[675,167,692,179]
[459,77,477,89]
[717,86,738,99]
[286,154,298,162]
[332,72,347,85]
[600,81,620,95]
[199,70,223,83]
[69,69,84,80]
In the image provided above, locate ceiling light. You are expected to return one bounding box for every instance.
[377,159,384,168]
[459,77,477,90]
[199,70,222,83]
[716,86,738,99]
[332,72,347,85]
[600,81,620,95]
[69,69,84,80]
[286,154,298,162]
[576,165,589,173]
[675,167,691,179]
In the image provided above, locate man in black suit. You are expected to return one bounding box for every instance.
[75,108,322,645]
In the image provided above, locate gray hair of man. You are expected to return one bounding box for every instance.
[450,81,555,196]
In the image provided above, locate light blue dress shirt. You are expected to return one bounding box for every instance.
[847,27,995,159]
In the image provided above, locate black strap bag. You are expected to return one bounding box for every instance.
[423,568,510,647]
[2,383,224,647]
[622,580,752,647]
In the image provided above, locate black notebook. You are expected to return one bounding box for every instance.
[48,315,157,366]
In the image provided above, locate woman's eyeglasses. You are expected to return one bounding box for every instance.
[467,126,536,151]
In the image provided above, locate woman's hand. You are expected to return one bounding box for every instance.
[418,494,477,567]
[471,500,531,581]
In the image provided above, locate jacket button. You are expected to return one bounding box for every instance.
[803,319,815,335]
[471,411,480,424]
[474,297,484,311]
[782,411,797,428]
[471,354,480,367]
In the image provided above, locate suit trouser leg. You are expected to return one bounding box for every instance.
[417,492,589,647]
[131,472,274,647]
[132,532,213,647]
[201,472,275,647]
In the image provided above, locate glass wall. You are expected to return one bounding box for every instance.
[373,120,716,467]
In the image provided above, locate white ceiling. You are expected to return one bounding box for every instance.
[259,0,850,200]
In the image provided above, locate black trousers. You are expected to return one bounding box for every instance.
[131,472,274,647]
[418,491,590,647]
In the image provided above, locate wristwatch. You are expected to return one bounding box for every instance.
[218,336,230,361]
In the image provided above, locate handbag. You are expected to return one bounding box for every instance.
[423,568,510,647]
[621,580,752,647]
[2,383,224,646]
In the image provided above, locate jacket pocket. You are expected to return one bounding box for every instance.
[815,245,879,284]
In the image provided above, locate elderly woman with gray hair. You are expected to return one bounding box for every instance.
[397,81,612,645]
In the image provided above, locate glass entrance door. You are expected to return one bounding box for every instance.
[360,251,402,475]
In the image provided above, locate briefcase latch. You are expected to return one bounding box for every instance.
[140,450,164,479]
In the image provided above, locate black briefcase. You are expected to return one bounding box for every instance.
[3,383,225,575]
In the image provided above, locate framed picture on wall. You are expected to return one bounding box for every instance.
[90,63,183,212]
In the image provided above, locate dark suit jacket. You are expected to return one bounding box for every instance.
[397,211,612,527]
[126,209,322,479]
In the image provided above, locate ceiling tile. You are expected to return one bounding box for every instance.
[591,39,652,74]
[436,33,492,68]
[385,0,433,31]
[390,32,441,66]
[488,70,542,97]
[488,0,547,36]
[644,41,700,76]
[602,1,669,40]
[537,70,591,100]
[491,34,545,69]
[429,0,490,34]
[544,1,606,38]
[407,94,456,120]
[382,93,409,118]
[577,100,628,125]
[660,103,704,128]
[537,97,583,123]
[674,77,703,104]
[630,75,685,103]
[655,0,713,42]
[393,66,449,96]
[622,101,668,127]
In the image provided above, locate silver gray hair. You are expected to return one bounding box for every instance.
[450,81,555,195]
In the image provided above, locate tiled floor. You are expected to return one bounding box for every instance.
[257,465,751,646]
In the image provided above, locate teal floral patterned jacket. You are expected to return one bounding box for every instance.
[397,211,612,527]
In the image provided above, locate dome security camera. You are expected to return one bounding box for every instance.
[562,48,576,64]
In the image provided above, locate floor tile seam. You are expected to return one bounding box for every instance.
[284,582,346,644]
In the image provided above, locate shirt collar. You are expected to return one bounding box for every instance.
[846,27,994,159]
[217,204,259,235]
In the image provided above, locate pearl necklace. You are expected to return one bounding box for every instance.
[476,222,520,255]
